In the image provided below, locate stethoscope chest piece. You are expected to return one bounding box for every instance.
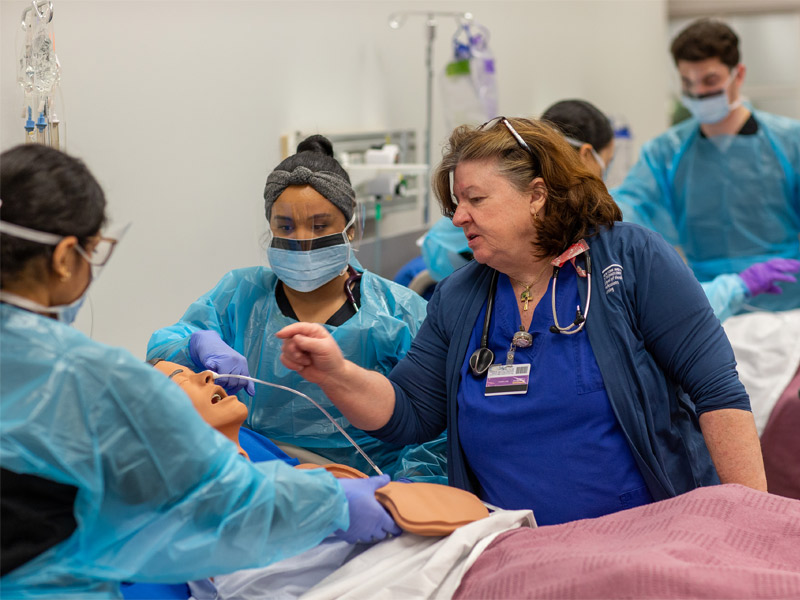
[469,347,495,377]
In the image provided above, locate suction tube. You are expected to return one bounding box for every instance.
[211,372,383,476]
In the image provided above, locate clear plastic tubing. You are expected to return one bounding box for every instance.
[212,372,383,476]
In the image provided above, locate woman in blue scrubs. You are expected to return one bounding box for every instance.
[275,118,767,526]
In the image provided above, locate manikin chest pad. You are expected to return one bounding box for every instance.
[296,463,490,536]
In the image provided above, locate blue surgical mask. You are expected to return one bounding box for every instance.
[0,220,100,324]
[0,289,88,324]
[266,215,355,293]
[681,69,741,124]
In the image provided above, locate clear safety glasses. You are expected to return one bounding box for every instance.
[0,220,128,266]
[448,116,541,214]
[267,213,356,252]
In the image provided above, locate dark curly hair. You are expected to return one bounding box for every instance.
[670,19,740,68]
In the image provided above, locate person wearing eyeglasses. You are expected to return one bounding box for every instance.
[0,144,398,599]
[147,135,447,483]
[542,98,800,322]
[275,117,767,527]
[611,19,800,314]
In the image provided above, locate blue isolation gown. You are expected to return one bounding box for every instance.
[612,110,800,312]
[0,303,348,599]
[147,267,446,481]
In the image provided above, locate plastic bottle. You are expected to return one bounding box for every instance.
[606,116,634,188]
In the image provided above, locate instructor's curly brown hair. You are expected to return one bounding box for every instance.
[432,117,621,259]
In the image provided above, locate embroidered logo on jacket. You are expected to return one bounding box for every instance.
[602,264,623,294]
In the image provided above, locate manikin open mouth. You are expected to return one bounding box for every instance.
[211,393,223,404]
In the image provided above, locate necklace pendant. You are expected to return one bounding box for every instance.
[520,289,531,311]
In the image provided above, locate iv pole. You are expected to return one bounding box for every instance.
[388,10,473,224]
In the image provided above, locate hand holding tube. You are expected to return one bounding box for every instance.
[334,475,401,544]
[189,330,255,395]
[738,258,800,296]
[276,322,397,431]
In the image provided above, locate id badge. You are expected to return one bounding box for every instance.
[485,363,531,396]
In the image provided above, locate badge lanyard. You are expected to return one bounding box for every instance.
[470,240,592,395]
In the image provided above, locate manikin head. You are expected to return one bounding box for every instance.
[150,359,249,458]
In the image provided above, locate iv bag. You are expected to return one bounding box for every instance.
[440,22,498,132]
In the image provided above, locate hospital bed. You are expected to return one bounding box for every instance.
[154,311,800,599]
[723,308,800,500]
[182,484,799,600]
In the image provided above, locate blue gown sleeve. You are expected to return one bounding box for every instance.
[390,432,448,484]
[611,140,681,246]
[631,232,750,415]
[700,274,748,323]
[45,350,348,584]
[146,271,241,367]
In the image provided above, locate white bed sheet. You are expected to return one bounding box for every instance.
[189,509,534,600]
[723,308,800,435]
[302,509,535,600]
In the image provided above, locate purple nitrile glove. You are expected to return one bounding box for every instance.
[738,258,800,296]
[189,330,255,396]
[334,474,402,544]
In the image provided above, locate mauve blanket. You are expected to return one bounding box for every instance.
[455,485,800,599]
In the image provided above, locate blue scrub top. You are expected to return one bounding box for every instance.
[457,264,652,525]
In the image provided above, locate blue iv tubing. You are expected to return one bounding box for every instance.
[211,372,383,475]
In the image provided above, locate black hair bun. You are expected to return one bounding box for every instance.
[297,135,334,157]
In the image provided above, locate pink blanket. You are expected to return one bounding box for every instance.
[761,366,800,500]
[456,485,800,599]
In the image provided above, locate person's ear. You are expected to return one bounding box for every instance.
[733,63,746,91]
[51,236,79,281]
[578,143,594,166]
[528,177,548,217]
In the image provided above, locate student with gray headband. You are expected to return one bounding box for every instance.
[148,135,447,481]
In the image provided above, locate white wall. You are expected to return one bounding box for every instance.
[1,0,670,358]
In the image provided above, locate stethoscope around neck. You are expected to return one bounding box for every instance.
[468,248,593,378]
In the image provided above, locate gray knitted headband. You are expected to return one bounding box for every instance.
[264,165,355,221]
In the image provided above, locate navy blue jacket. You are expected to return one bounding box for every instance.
[371,222,751,501]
